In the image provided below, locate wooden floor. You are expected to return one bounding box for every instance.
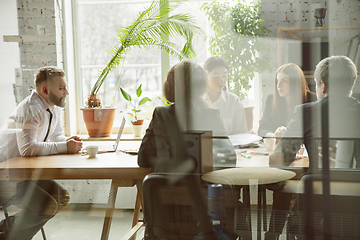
[3,203,289,240]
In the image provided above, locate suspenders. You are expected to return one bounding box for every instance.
[43,108,53,142]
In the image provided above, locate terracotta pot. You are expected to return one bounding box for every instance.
[131,119,144,137]
[81,108,116,137]
[132,119,144,125]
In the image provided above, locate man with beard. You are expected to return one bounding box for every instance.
[0,66,82,240]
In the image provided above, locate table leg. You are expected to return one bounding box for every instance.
[136,180,144,210]
[128,181,144,240]
[257,186,267,240]
[101,179,120,240]
[262,187,267,232]
[257,186,262,240]
[243,185,252,240]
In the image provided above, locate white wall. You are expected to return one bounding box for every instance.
[0,0,19,124]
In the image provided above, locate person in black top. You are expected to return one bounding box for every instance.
[138,60,226,173]
[258,63,317,139]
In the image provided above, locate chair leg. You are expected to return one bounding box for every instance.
[41,227,47,240]
[3,206,47,240]
[2,206,13,240]
[3,207,9,219]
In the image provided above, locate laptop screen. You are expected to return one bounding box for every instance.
[113,117,126,151]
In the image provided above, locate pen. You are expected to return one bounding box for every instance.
[240,152,251,158]
[249,151,269,156]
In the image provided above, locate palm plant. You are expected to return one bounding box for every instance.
[87,0,202,108]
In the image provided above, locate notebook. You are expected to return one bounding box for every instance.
[83,117,126,153]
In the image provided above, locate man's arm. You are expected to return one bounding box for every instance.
[17,105,81,156]
[50,108,83,154]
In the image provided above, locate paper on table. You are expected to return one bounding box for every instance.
[228,133,262,147]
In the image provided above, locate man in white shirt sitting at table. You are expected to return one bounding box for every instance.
[0,66,82,240]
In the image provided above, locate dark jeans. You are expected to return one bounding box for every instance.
[1,180,69,240]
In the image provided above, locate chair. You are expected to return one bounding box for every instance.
[142,173,242,240]
[278,96,360,240]
[287,173,360,240]
[286,138,360,240]
[0,200,47,240]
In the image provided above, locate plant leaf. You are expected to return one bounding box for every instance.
[139,97,152,106]
[136,84,142,98]
[201,0,271,99]
[89,0,203,103]
[120,87,132,102]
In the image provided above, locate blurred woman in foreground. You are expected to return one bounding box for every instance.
[138,60,226,172]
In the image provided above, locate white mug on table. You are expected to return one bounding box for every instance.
[264,138,276,150]
[86,145,98,158]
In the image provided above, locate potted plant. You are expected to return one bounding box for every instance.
[120,84,151,137]
[81,0,201,137]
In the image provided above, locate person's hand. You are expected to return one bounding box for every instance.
[67,135,83,142]
[66,139,83,154]
[295,146,305,159]
[274,126,286,140]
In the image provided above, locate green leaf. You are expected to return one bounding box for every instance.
[120,87,132,102]
[139,97,152,106]
[132,109,141,113]
[136,84,142,98]
[88,0,203,106]
[201,0,271,100]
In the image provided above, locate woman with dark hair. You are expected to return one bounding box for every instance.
[138,60,226,172]
[258,63,317,138]
[203,56,248,135]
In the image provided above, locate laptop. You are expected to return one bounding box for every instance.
[83,117,126,153]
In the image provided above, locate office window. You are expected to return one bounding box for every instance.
[75,0,163,133]
[73,0,258,133]
[74,0,210,132]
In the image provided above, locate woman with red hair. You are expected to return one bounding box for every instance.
[258,63,316,138]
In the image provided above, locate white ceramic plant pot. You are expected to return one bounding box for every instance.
[132,124,143,138]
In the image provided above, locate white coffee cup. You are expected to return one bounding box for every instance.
[86,145,98,158]
[264,138,276,150]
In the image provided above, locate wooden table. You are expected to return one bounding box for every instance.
[236,146,309,178]
[0,152,151,240]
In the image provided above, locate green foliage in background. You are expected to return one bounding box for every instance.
[87,0,203,108]
[201,0,271,99]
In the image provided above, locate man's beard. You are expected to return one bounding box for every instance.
[49,92,66,107]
